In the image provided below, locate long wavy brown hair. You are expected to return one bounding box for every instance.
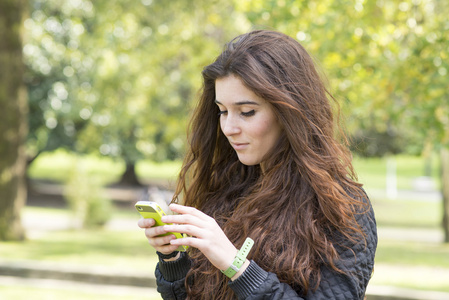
[173,30,368,299]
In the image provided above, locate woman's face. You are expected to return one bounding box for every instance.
[215,75,282,166]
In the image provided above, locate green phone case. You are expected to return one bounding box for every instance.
[135,200,187,251]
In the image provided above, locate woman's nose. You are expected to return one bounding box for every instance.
[221,115,240,136]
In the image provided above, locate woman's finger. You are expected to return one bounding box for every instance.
[137,218,155,228]
[169,236,204,249]
[168,204,213,221]
[144,224,167,239]
[148,234,177,247]
[161,213,205,227]
[163,224,205,238]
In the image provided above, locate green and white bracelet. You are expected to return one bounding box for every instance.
[221,237,254,278]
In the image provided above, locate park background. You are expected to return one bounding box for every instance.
[1,0,449,299]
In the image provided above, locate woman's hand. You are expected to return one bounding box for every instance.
[137,217,180,255]
[161,203,238,271]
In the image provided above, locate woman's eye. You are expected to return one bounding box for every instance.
[241,110,255,117]
[218,110,227,116]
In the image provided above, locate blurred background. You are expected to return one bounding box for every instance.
[1,0,448,299]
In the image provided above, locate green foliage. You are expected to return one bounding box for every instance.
[350,126,413,157]
[23,0,449,176]
[63,156,112,229]
[25,0,449,236]
[24,0,244,164]
[234,0,449,153]
[24,0,95,157]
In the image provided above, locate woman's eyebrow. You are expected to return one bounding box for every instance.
[215,100,260,106]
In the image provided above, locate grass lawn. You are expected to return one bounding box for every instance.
[370,263,449,293]
[0,229,157,272]
[371,199,440,228]
[27,149,183,185]
[0,206,163,299]
[0,207,158,273]
[375,240,449,268]
[28,149,442,192]
[353,154,440,191]
[371,237,449,293]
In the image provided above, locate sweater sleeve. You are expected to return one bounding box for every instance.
[229,260,305,299]
[229,197,377,300]
[155,251,191,300]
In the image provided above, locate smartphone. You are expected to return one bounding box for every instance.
[135,200,187,251]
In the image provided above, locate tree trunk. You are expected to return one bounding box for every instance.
[441,148,449,243]
[117,162,142,186]
[0,0,28,241]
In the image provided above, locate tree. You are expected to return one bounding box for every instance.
[0,0,28,240]
[24,0,242,185]
[74,0,243,184]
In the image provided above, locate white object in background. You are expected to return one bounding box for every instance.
[386,156,397,200]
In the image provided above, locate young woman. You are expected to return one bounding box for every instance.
[138,30,377,300]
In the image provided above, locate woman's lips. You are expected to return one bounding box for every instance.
[231,142,248,150]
